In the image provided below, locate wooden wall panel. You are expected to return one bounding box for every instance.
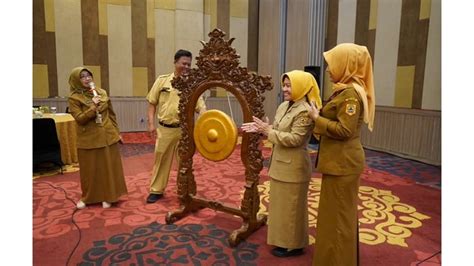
[132,0,148,67]
[247,0,259,71]
[355,0,370,47]
[81,0,101,66]
[99,35,110,92]
[397,0,420,66]
[412,18,429,108]
[33,0,58,97]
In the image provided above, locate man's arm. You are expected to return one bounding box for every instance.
[147,103,157,138]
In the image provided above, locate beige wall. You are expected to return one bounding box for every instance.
[325,0,440,111]
[257,0,283,120]
[108,4,133,96]
[285,0,310,72]
[373,0,402,107]
[337,0,357,44]
[54,0,83,97]
[422,0,441,110]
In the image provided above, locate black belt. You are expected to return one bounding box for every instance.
[159,121,180,128]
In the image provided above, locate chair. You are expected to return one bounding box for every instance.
[33,118,63,174]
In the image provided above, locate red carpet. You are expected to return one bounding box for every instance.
[33,143,440,265]
[121,132,156,144]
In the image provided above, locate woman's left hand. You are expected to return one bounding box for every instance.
[118,135,124,144]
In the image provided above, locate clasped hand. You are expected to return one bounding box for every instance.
[241,116,272,136]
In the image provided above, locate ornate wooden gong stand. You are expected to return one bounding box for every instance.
[165,29,273,247]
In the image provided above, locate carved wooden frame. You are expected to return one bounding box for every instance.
[165,29,273,247]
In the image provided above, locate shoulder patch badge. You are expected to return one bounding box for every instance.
[345,103,357,116]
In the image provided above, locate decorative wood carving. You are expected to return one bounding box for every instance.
[165,28,273,247]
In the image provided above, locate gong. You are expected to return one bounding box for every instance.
[194,109,238,161]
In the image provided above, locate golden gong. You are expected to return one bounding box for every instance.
[194,109,238,161]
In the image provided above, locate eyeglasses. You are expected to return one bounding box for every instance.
[80,75,92,80]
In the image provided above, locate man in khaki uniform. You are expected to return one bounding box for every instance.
[146,49,206,203]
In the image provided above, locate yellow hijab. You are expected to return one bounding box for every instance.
[281,70,322,109]
[323,43,376,131]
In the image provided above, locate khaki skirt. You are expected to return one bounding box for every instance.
[77,143,127,204]
[267,178,309,249]
[313,174,360,266]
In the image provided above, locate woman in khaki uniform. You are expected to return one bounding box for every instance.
[68,67,128,209]
[242,70,322,257]
[309,43,375,266]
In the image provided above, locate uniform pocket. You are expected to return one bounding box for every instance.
[274,154,292,164]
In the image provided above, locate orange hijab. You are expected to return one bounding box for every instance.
[323,43,376,131]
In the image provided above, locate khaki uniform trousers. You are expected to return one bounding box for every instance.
[149,125,181,194]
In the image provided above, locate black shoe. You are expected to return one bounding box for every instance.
[146,193,163,203]
[271,247,304,257]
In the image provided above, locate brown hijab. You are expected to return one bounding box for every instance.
[69,67,91,93]
[68,67,109,107]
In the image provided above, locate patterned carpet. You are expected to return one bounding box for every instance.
[81,223,259,265]
[33,133,441,265]
[365,149,441,189]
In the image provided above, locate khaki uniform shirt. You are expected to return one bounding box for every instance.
[314,87,365,175]
[68,88,121,149]
[146,73,206,125]
[267,99,315,183]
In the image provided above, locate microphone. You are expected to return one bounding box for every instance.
[89,82,98,97]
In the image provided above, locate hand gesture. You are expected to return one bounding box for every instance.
[308,101,320,121]
[241,122,258,132]
[242,116,272,136]
[252,116,272,136]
